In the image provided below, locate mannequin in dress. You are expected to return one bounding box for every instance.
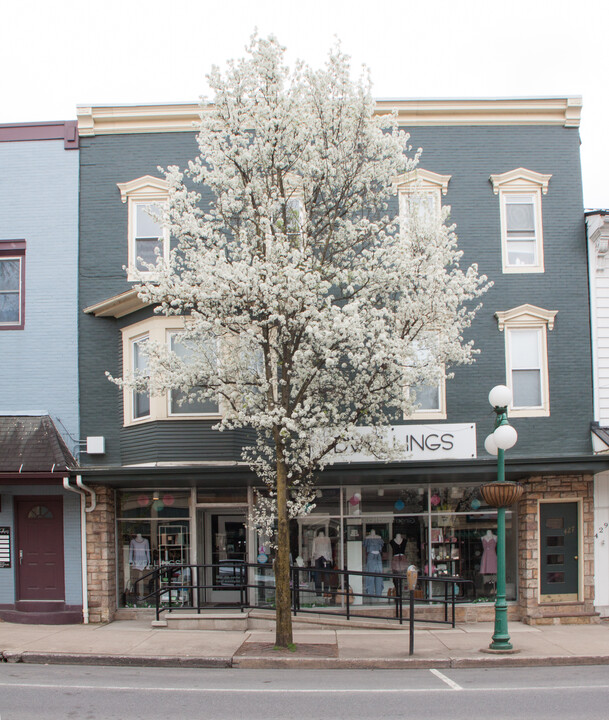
[312,530,332,595]
[390,533,408,592]
[129,533,151,596]
[480,529,497,575]
[364,529,384,597]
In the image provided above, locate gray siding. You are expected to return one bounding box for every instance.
[79,125,592,465]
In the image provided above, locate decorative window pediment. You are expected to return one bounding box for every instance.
[392,168,451,196]
[117,175,170,203]
[495,304,557,331]
[490,167,552,195]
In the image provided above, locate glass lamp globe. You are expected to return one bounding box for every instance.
[488,385,512,409]
[484,433,498,456]
[494,423,518,450]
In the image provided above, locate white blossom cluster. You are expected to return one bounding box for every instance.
[118,35,490,543]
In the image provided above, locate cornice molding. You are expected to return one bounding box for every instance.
[490,167,552,195]
[392,168,452,195]
[77,97,582,137]
[495,304,558,331]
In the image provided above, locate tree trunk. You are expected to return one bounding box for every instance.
[274,452,293,648]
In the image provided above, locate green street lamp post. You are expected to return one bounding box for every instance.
[482,385,522,652]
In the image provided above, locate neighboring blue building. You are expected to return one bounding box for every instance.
[76,98,605,624]
[0,121,85,623]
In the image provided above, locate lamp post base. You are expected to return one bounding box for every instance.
[489,637,513,651]
[480,646,521,655]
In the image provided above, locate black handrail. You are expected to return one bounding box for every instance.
[133,561,474,654]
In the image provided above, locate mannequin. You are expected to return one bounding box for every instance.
[480,530,497,575]
[129,533,151,598]
[363,529,384,598]
[390,533,408,592]
[312,530,332,595]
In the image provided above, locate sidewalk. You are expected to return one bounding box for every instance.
[1,619,608,669]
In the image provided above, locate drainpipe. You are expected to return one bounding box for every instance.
[63,477,91,624]
[76,475,97,513]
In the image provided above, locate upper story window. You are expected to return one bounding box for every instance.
[116,176,170,281]
[495,304,557,418]
[393,168,451,230]
[121,317,221,426]
[490,168,552,274]
[168,331,219,416]
[0,240,26,330]
[405,336,447,420]
[132,335,151,420]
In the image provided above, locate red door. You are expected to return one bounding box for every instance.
[15,497,65,601]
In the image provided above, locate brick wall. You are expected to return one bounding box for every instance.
[86,485,116,623]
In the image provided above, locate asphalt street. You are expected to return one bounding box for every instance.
[0,664,608,719]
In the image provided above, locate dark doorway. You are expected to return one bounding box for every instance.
[15,496,65,602]
[540,501,579,602]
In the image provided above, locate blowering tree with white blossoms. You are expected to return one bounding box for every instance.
[120,36,489,647]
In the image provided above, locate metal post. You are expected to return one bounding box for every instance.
[345,568,350,621]
[409,589,415,656]
[490,435,513,650]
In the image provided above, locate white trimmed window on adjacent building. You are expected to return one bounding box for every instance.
[116,175,170,280]
[0,239,26,330]
[496,304,557,418]
[490,168,551,274]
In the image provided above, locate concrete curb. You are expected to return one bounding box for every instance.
[2,650,609,670]
[1,651,231,668]
[233,654,609,670]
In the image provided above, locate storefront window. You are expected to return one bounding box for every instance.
[287,482,518,607]
[117,491,191,608]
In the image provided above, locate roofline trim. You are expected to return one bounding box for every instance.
[77,97,582,137]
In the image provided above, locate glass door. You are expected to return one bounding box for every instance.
[201,511,247,603]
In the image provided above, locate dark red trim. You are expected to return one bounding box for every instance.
[0,121,78,150]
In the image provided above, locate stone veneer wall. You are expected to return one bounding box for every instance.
[86,485,117,623]
[518,473,597,624]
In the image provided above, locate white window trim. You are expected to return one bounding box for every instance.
[121,316,222,426]
[116,175,170,281]
[490,167,552,274]
[131,333,151,422]
[405,377,447,421]
[496,304,557,418]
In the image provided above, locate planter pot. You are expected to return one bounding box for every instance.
[480,481,523,508]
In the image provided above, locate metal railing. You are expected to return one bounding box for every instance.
[133,562,474,655]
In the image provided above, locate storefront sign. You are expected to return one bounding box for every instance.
[328,424,477,463]
[0,527,11,568]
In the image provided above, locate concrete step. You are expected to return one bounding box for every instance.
[158,611,250,631]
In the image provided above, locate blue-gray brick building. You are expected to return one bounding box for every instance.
[0,121,85,623]
[76,98,606,624]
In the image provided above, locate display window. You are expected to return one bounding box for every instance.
[117,491,191,608]
[287,483,518,606]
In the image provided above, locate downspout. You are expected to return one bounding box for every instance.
[76,475,97,513]
[63,477,92,624]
